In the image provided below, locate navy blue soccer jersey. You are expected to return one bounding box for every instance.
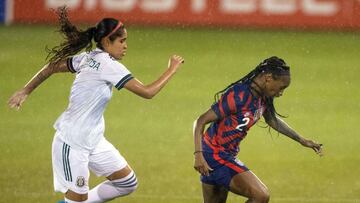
[203,81,266,156]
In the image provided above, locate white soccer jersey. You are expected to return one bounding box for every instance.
[54,48,133,151]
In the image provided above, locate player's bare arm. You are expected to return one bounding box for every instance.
[193,108,216,176]
[124,55,184,99]
[8,60,69,109]
[263,109,323,156]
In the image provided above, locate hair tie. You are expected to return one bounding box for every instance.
[90,27,97,35]
[105,21,123,38]
[86,27,96,41]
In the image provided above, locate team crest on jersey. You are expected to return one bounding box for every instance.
[76,176,86,187]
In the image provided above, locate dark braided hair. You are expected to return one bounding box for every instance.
[214,56,290,119]
[46,6,125,64]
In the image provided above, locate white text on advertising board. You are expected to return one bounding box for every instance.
[46,0,339,16]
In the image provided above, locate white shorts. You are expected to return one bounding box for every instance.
[52,133,128,194]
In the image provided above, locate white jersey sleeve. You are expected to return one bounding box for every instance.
[101,59,134,90]
[67,52,87,73]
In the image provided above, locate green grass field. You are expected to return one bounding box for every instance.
[0,25,359,203]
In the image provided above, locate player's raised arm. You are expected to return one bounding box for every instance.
[124,55,184,99]
[8,60,69,110]
[263,109,323,156]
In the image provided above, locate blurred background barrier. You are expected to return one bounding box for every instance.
[2,0,360,30]
[0,0,5,23]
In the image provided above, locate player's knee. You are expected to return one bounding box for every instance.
[111,171,138,196]
[258,190,270,202]
[252,188,270,203]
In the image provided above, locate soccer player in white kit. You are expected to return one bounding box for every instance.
[8,7,184,203]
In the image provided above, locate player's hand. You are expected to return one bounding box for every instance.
[301,139,323,156]
[8,89,29,110]
[194,152,213,176]
[168,55,184,72]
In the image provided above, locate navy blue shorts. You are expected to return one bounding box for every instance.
[200,151,249,189]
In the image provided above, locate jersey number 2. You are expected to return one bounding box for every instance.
[236,117,250,132]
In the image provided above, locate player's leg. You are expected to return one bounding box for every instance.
[87,165,137,202]
[202,183,229,203]
[52,135,91,202]
[87,138,138,202]
[229,171,270,203]
[64,190,87,202]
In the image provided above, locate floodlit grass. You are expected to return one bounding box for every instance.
[0,25,359,202]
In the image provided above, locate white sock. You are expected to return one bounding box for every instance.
[87,171,138,203]
[64,197,86,203]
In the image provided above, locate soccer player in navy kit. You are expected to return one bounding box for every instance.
[193,56,323,203]
[8,7,184,203]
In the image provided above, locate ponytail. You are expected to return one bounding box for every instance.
[46,6,95,64]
